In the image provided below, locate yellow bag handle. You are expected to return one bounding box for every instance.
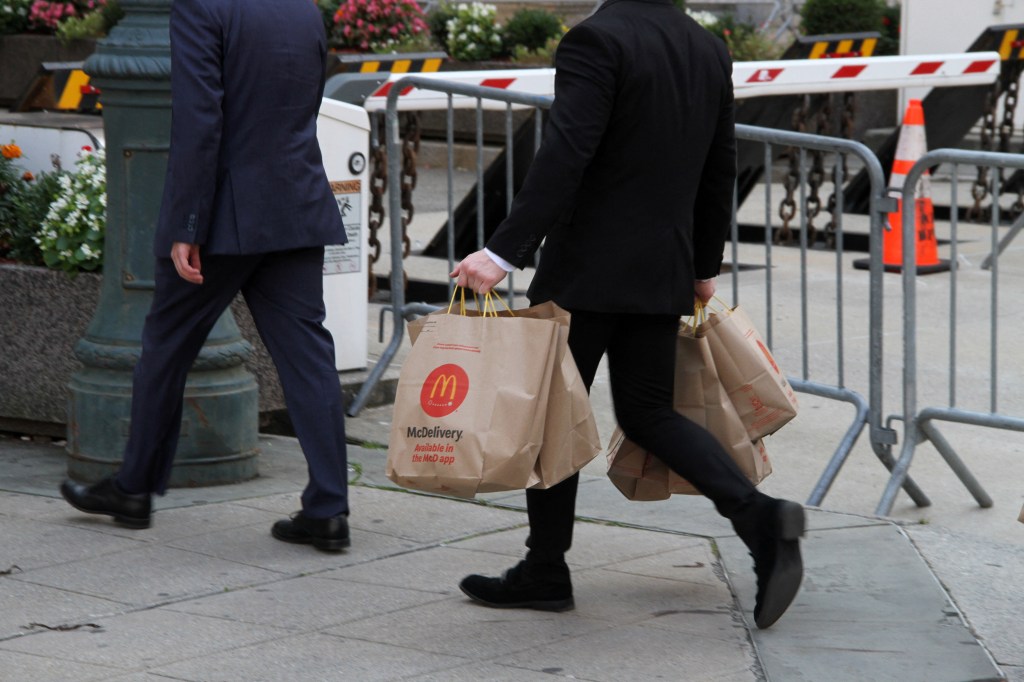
[446,286,514,317]
[681,300,707,334]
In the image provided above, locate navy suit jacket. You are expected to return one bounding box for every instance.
[485,0,736,315]
[155,0,345,256]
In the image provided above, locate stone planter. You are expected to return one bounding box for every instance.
[0,263,285,437]
[0,34,97,107]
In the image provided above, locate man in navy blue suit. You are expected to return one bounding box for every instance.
[61,0,352,551]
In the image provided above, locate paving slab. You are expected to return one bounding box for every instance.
[0,650,120,681]
[492,621,757,681]
[718,523,1004,682]
[149,632,471,682]
[0,609,291,671]
[163,574,449,632]
[0,579,125,641]
[11,544,284,608]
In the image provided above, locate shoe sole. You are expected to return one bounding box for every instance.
[459,584,575,612]
[60,489,151,529]
[754,501,805,629]
[270,528,350,552]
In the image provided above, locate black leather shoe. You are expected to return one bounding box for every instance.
[750,499,805,629]
[60,476,152,529]
[460,560,574,612]
[271,511,349,552]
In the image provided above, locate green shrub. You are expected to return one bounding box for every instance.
[426,1,456,51]
[445,2,503,62]
[689,11,783,62]
[35,147,105,274]
[800,0,885,37]
[0,0,33,35]
[878,3,900,55]
[55,0,123,44]
[7,171,63,266]
[510,35,559,66]
[503,7,562,54]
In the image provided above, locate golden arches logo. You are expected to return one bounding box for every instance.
[420,363,469,417]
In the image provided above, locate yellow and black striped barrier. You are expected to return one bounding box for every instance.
[973,25,1024,61]
[327,51,447,79]
[782,32,880,60]
[14,61,100,114]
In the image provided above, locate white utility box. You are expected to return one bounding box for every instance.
[317,98,371,371]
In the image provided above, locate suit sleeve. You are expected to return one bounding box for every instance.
[163,0,224,247]
[692,47,737,280]
[484,24,618,268]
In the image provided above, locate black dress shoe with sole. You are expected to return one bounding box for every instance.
[460,560,574,612]
[60,475,152,529]
[271,511,350,552]
[752,499,805,629]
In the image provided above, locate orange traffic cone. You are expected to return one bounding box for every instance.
[882,99,949,273]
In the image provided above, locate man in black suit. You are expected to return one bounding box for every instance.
[452,0,804,628]
[60,0,351,551]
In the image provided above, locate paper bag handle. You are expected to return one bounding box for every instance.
[681,300,708,333]
[446,286,515,317]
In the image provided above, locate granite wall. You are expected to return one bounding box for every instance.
[0,264,285,436]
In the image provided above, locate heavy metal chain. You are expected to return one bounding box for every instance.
[803,98,832,246]
[1001,63,1024,219]
[399,112,420,290]
[366,114,387,298]
[968,80,1001,222]
[777,96,810,244]
[823,92,856,249]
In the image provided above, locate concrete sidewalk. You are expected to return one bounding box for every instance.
[0,430,1007,681]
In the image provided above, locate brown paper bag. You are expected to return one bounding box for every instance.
[700,303,799,439]
[606,428,769,501]
[606,324,771,501]
[387,311,559,498]
[409,300,601,489]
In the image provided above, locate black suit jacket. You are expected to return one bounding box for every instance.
[486,0,736,315]
[155,0,346,257]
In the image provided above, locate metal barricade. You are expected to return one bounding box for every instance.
[346,76,931,510]
[875,148,1024,515]
[731,125,927,507]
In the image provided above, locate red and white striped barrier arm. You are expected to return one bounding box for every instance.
[733,52,1000,98]
[361,53,1000,112]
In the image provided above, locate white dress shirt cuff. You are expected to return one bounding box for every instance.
[484,248,515,272]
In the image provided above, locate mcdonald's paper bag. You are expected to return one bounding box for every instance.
[387,312,559,498]
[606,325,771,501]
[606,428,769,501]
[408,301,602,489]
[700,304,799,439]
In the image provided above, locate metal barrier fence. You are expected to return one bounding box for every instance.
[875,148,1024,515]
[730,124,926,508]
[346,75,1024,514]
[346,76,551,418]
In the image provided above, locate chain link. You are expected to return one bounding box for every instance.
[777,96,810,244]
[803,98,832,246]
[398,113,421,291]
[365,114,387,298]
[968,80,1000,222]
[1000,64,1024,219]
[823,92,856,249]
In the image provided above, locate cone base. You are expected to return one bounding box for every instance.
[852,258,953,274]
